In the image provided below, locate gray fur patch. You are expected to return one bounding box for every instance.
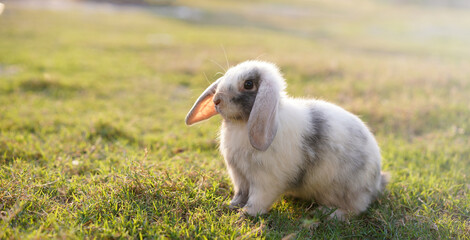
[346,127,370,174]
[230,72,261,121]
[231,91,257,121]
[291,109,329,187]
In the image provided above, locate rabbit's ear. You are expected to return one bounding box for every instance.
[185,79,220,125]
[248,78,279,151]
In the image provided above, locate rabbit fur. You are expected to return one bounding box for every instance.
[185,60,388,219]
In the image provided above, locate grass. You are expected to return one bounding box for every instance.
[0,0,469,238]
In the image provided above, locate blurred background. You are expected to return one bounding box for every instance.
[2,0,469,149]
[0,0,469,238]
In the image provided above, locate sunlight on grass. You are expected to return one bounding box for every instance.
[0,0,469,238]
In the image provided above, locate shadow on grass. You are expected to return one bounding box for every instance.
[246,193,407,239]
[0,140,44,165]
[19,77,83,98]
[87,121,138,144]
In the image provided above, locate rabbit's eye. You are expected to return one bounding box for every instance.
[244,80,254,90]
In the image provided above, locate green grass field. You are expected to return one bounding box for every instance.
[0,0,469,238]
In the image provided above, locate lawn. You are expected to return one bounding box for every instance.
[0,0,469,239]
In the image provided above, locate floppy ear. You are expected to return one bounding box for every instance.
[185,78,220,125]
[247,78,279,151]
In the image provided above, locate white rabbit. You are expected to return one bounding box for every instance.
[185,60,388,219]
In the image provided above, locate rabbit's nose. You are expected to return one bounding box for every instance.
[213,95,221,106]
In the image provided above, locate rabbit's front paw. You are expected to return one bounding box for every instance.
[229,192,248,209]
[242,204,268,216]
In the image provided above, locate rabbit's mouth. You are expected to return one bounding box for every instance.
[214,105,228,118]
[216,106,247,122]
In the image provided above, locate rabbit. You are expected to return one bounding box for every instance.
[185,60,388,219]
